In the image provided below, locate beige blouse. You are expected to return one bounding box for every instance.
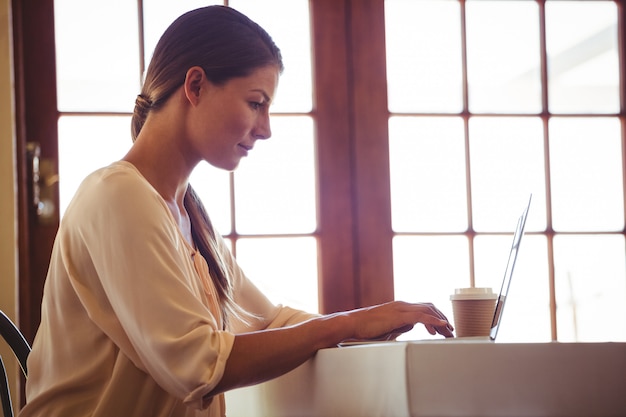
[19,161,315,417]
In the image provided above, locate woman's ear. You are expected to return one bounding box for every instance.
[183,66,206,105]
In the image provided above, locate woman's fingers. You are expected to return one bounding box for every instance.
[409,302,455,336]
[349,301,454,341]
[398,302,455,338]
[426,323,455,338]
[415,302,452,324]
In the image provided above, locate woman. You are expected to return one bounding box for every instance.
[20,6,453,417]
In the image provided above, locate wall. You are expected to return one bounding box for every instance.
[0,0,20,409]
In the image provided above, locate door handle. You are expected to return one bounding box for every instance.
[26,142,58,223]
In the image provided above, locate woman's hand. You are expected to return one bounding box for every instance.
[340,301,454,341]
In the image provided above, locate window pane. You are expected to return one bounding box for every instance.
[554,235,626,342]
[466,1,541,114]
[389,116,467,232]
[236,237,318,313]
[190,162,232,236]
[54,0,140,112]
[549,117,624,232]
[469,117,546,231]
[394,235,470,340]
[58,116,132,217]
[385,0,463,113]
[474,235,551,342]
[229,0,312,113]
[546,1,619,114]
[234,116,316,234]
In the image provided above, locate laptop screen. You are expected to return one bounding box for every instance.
[489,194,532,340]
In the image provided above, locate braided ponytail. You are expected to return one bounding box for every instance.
[131,94,152,141]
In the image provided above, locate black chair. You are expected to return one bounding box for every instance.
[0,310,31,417]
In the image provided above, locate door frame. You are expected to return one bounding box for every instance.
[13,0,59,347]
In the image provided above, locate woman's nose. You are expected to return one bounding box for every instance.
[253,114,272,140]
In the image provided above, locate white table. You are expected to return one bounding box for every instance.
[225,341,626,417]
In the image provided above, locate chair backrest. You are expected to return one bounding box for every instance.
[0,311,30,377]
[1,356,15,417]
[0,310,31,417]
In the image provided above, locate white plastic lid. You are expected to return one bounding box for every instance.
[450,287,497,300]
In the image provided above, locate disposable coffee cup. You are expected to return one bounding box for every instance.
[450,287,498,337]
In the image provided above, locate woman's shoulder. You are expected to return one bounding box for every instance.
[86,160,148,186]
[80,161,155,197]
[66,161,163,218]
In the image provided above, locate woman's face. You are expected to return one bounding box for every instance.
[187,65,280,171]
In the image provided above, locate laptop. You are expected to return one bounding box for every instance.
[341,194,532,346]
[484,193,532,341]
[429,193,532,343]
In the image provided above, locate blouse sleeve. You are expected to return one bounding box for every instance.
[62,164,234,409]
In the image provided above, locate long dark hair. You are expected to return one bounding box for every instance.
[131,6,283,326]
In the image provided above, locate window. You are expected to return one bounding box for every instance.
[55,0,319,313]
[54,0,625,342]
[386,0,624,342]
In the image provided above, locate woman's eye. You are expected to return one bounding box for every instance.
[250,102,263,110]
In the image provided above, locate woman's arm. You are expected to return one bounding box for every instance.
[209,300,453,395]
